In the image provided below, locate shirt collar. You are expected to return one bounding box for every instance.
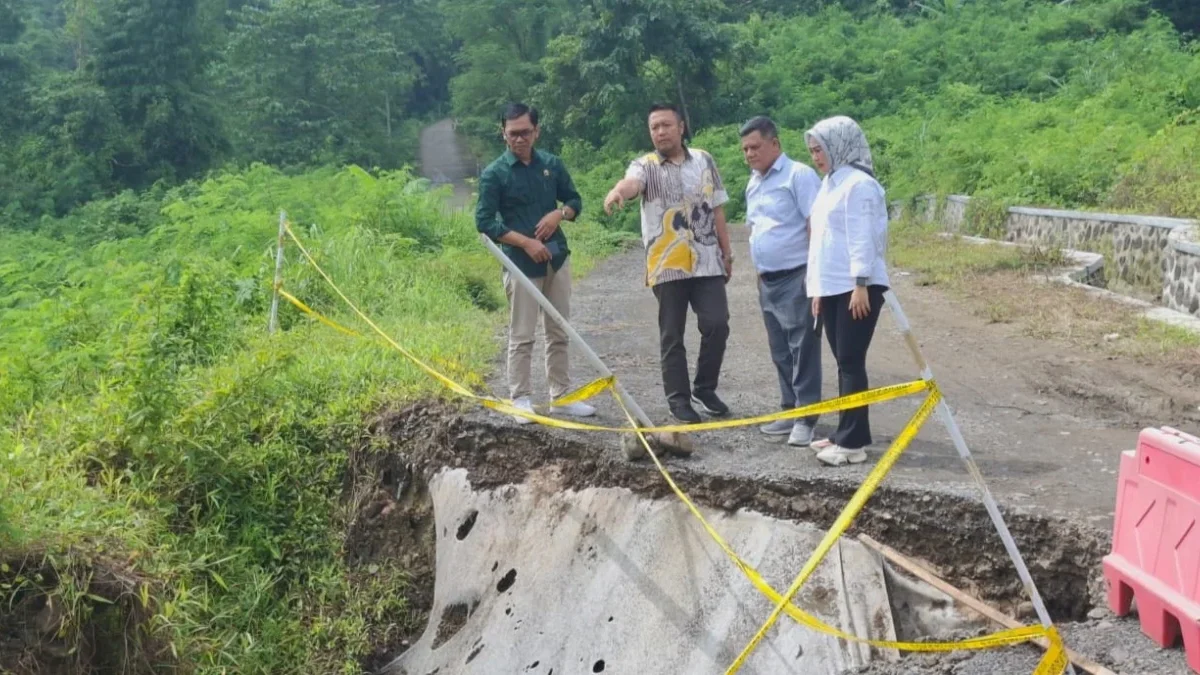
[754,152,789,179]
[504,149,539,166]
[655,146,692,166]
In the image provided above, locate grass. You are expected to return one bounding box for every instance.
[0,164,633,674]
[889,218,1200,367]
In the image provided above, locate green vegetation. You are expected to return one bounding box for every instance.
[0,167,627,672]
[5,0,1200,671]
[441,0,1200,228]
[889,217,1069,286]
[6,0,1200,226]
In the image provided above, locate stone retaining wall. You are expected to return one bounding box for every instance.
[1006,207,1188,292]
[901,194,1200,318]
[941,195,970,232]
[1166,227,1200,316]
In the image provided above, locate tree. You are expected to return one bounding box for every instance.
[532,0,732,149]
[442,0,568,138]
[1150,0,1200,34]
[218,0,418,167]
[93,0,225,187]
[0,0,27,128]
[374,0,455,117]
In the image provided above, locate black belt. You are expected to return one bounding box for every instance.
[758,265,805,282]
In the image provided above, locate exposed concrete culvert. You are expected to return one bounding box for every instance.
[357,404,1145,674]
[387,469,906,674]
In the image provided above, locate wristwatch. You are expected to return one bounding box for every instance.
[855,276,868,287]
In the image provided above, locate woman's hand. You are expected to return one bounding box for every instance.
[811,296,820,319]
[849,286,870,320]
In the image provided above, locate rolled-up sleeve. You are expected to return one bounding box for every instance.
[845,181,883,280]
[475,166,508,241]
[624,158,647,191]
[555,159,583,217]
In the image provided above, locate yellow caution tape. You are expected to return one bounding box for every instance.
[483,379,930,434]
[613,390,1063,672]
[1036,627,1070,675]
[279,220,1068,675]
[279,289,364,338]
[547,376,615,408]
[283,221,475,398]
[276,233,932,435]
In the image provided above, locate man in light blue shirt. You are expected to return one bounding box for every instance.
[740,116,824,446]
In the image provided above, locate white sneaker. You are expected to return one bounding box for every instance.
[511,397,535,425]
[549,401,597,417]
[816,444,868,466]
[787,423,815,447]
[760,419,794,436]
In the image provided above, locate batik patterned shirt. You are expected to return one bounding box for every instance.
[625,147,729,287]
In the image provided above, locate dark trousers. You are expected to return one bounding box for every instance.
[759,266,822,426]
[652,276,730,406]
[822,285,887,449]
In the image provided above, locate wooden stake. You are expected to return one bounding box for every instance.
[858,534,1117,675]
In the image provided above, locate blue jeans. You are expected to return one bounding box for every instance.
[758,266,822,427]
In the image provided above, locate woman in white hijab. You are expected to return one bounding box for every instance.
[804,116,891,467]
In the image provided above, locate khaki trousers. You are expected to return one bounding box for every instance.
[504,260,572,400]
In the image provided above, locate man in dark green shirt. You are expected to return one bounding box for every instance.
[476,102,594,423]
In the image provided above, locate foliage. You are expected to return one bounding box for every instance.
[1107,109,1200,219]
[0,164,629,672]
[962,195,1011,239]
[93,0,224,188]
[532,0,733,150]
[7,0,1200,669]
[215,0,420,169]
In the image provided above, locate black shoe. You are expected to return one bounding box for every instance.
[669,401,703,425]
[691,390,730,417]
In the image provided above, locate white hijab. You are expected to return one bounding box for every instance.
[805,116,874,177]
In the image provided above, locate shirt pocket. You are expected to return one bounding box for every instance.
[540,170,557,204]
[502,173,535,207]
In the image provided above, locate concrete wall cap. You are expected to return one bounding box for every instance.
[1168,226,1200,256]
[1006,206,1195,230]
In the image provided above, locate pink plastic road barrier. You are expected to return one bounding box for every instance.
[1104,426,1200,673]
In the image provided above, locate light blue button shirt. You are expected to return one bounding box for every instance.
[745,153,823,274]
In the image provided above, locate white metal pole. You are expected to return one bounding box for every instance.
[479,234,656,429]
[884,290,1076,675]
[268,211,287,334]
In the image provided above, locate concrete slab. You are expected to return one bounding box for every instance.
[385,469,900,675]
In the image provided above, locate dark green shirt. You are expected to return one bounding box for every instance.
[475,149,583,278]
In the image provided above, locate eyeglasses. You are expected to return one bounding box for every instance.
[506,129,535,140]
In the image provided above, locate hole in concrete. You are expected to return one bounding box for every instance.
[432,601,476,649]
[372,408,1109,674]
[456,509,479,540]
[465,642,484,664]
[496,568,517,593]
